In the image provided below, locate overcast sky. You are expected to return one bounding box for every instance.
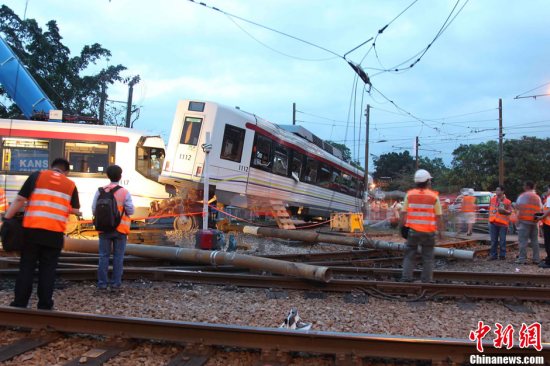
[4,0,550,168]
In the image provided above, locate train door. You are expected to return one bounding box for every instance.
[172,115,203,178]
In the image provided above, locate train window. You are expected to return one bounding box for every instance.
[65,142,109,174]
[1,137,49,172]
[137,146,165,181]
[303,157,318,183]
[220,125,245,163]
[252,135,272,171]
[272,143,289,176]
[188,101,205,112]
[291,152,304,181]
[180,117,203,146]
[318,164,332,188]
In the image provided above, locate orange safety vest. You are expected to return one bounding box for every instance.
[462,195,476,213]
[103,184,131,235]
[489,195,511,227]
[23,170,76,233]
[405,188,439,233]
[517,191,542,223]
[0,187,6,212]
[542,197,550,226]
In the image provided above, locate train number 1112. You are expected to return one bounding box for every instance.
[179,154,192,161]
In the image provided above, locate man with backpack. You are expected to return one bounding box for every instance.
[92,165,134,291]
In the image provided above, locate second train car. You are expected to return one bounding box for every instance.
[159,100,366,226]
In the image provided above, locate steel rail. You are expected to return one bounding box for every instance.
[330,267,550,285]
[0,307,546,363]
[0,267,548,301]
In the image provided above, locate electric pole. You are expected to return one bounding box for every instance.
[498,98,504,186]
[364,104,370,188]
[98,83,106,125]
[125,75,140,128]
[364,104,370,218]
[415,136,419,170]
[292,102,296,125]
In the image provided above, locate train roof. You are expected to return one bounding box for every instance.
[0,118,161,143]
[211,102,364,178]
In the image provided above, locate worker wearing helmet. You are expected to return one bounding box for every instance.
[400,169,443,283]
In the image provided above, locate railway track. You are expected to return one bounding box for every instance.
[0,267,548,301]
[0,307,547,365]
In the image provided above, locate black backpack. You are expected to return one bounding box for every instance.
[93,186,123,232]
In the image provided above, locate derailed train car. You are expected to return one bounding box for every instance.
[159,100,367,229]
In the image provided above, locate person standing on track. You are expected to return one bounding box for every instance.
[461,189,477,236]
[488,186,512,260]
[536,185,550,269]
[515,181,542,265]
[400,169,444,283]
[92,165,134,291]
[4,158,80,310]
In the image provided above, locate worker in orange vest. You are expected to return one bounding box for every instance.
[400,169,443,283]
[3,158,81,310]
[515,180,542,265]
[536,185,550,268]
[461,189,477,236]
[488,186,512,260]
[0,187,6,213]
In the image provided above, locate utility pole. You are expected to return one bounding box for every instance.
[498,98,504,186]
[364,105,370,218]
[292,102,296,125]
[415,136,419,170]
[125,76,140,128]
[364,104,370,188]
[98,83,106,125]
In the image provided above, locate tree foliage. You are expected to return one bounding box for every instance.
[326,140,363,170]
[449,137,550,200]
[0,5,132,123]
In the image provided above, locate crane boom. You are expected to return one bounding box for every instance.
[0,36,56,119]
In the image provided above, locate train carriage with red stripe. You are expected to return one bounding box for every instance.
[160,100,367,226]
[0,118,169,230]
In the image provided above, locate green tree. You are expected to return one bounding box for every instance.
[448,137,550,200]
[0,5,132,124]
[325,140,363,170]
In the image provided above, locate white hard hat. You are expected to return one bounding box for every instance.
[445,199,451,203]
[414,169,432,183]
[468,188,474,195]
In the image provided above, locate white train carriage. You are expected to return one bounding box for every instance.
[160,100,365,220]
[0,118,169,224]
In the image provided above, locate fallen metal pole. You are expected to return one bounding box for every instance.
[242,226,474,260]
[63,238,331,282]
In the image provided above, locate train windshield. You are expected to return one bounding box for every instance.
[137,137,165,181]
[180,117,202,146]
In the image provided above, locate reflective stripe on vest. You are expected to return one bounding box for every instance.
[23,170,75,232]
[462,196,476,212]
[517,191,541,222]
[0,188,6,212]
[106,184,131,235]
[489,196,510,226]
[405,188,438,233]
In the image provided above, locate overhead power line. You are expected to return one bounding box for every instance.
[368,0,470,77]
[187,0,344,59]
[514,81,550,99]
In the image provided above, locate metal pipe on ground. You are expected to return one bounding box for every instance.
[242,226,474,260]
[63,238,331,282]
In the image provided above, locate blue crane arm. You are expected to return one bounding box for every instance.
[0,36,56,119]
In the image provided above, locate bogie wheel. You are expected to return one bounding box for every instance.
[173,215,198,232]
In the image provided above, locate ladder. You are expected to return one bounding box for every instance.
[270,200,296,230]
